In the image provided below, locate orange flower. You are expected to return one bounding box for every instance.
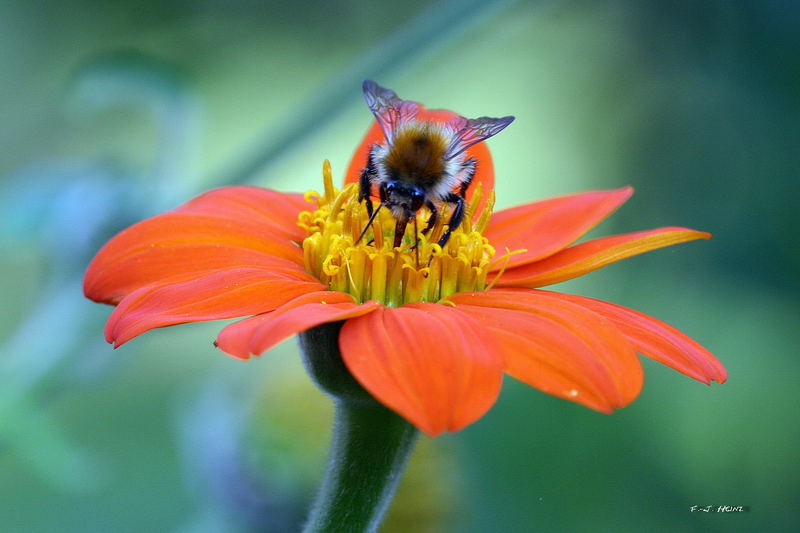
[84,109,726,437]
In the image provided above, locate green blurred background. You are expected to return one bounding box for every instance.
[1,1,798,532]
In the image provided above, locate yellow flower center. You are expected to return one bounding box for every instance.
[298,160,505,307]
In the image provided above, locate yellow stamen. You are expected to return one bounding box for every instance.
[462,182,481,234]
[486,247,528,291]
[475,190,496,234]
[304,190,322,204]
[299,160,521,306]
[322,159,335,204]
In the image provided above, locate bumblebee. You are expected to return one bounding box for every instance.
[357,80,514,253]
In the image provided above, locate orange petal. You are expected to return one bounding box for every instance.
[178,186,310,241]
[85,187,310,304]
[105,268,324,347]
[543,291,727,384]
[486,187,634,269]
[448,289,643,412]
[495,227,711,287]
[339,303,504,436]
[343,108,495,217]
[215,291,381,360]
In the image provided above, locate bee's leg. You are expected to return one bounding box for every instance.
[393,216,409,249]
[369,183,390,246]
[421,200,437,235]
[358,145,379,217]
[359,169,374,218]
[356,202,385,244]
[457,157,477,197]
[437,193,465,250]
[378,181,389,203]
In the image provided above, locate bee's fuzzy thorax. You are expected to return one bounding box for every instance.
[384,122,450,186]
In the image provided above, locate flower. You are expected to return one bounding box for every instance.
[84,108,726,436]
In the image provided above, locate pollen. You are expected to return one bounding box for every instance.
[298,160,504,306]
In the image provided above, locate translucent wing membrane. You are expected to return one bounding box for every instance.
[445,115,515,160]
[362,80,421,144]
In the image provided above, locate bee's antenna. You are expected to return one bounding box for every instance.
[414,216,420,269]
[355,202,385,245]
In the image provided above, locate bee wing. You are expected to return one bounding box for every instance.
[362,80,421,145]
[444,115,515,160]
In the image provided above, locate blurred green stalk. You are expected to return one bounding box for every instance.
[298,322,419,533]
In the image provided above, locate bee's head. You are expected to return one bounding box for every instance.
[385,181,425,215]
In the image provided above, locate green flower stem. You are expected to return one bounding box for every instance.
[298,322,419,533]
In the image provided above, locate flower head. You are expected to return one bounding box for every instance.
[85,104,726,436]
